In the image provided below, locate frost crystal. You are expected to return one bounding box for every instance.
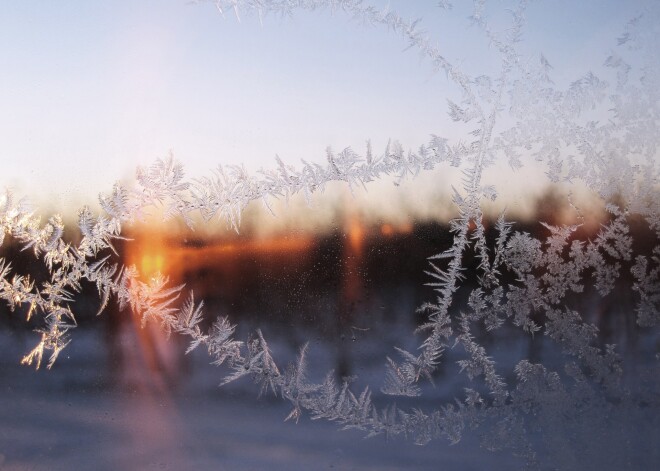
[1,1,659,469]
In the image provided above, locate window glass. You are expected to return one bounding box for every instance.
[0,1,658,470]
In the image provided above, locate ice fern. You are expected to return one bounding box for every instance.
[1,1,659,470]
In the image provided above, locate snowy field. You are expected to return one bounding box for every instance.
[1,298,658,471]
[0,326,527,471]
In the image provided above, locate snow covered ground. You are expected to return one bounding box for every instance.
[0,326,526,471]
[1,309,658,471]
[0,387,526,471]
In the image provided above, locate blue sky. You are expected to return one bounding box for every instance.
[0,0,647,210]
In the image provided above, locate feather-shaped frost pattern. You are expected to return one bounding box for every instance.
[0,2,657,467]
